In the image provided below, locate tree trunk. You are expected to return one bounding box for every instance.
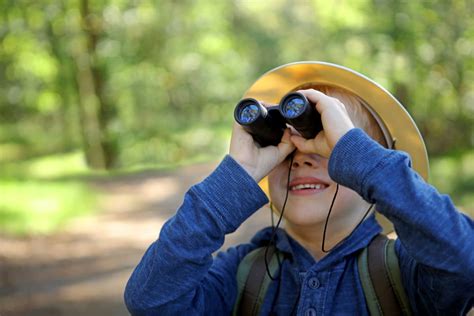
[74,0,117,169]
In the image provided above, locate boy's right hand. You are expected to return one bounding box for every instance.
[229,123,295,183]
[290,89,355,158]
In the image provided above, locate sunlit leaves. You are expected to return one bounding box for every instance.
[0,0,473,165]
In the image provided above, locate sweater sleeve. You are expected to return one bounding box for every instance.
[124,155,269,315]
[328,128,474,314]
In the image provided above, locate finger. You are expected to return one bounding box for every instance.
[287,125,301,136]
[230,123,256,152]
[296,89,329,107]
[232,123,254,140]
[231,122,243,134]
[277,128,296,159]
[296,89,342,116]
[291,133,331,158]
[313,132,332,158]
[290,134,318,154]
[280,128,293,144]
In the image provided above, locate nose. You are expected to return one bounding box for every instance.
[291,151,321,169]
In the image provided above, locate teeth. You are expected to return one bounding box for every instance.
[290,183,325,190]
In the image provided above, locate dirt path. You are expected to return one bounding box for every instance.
[0,162,270,316]
[2,162,473,316]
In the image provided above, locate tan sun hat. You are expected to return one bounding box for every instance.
[243,61,429,231]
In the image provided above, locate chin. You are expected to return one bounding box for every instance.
[283,206,328,227]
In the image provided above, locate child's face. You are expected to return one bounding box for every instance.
[268,150,368,228]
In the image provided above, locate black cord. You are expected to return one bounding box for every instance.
[264,154,294,281]
[270,202,275,228]
[321,183,374,253]
[265,153,375,314]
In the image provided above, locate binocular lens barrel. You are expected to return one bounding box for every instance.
[279,92,322,139]
[233,92,322,147]
[234,98,285,147]
[280,95,307,118]
[235,99,262,125]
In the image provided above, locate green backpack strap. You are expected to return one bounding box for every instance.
[357,234,412,316]
[233,246,281,316]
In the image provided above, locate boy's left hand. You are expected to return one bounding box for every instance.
[290,89,355,158]
[229,123,295,183]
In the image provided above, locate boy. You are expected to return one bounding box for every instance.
[124,62,474,315]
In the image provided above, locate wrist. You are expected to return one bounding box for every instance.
[228,154,261,182]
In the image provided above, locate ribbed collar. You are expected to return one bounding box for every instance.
[250,214,382,272]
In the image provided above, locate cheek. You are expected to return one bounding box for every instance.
[268,169,286,209]
[333,187,364,214]
[268,165,287,190]
[268,174,280,203]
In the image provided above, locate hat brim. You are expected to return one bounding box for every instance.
[244,62,429,233]
[244,61,429,180]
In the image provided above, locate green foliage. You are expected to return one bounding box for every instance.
[1,0,472,166]
[0,179,96,235]
[0,151,97,235]
[0,151,89,179]
[0,0,473,234]
[430,150,474,215]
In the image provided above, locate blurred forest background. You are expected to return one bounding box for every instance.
[0,0,473,234]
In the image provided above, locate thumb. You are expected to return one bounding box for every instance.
[276,128,296,162]
[290,134,317,153]
[291,132,331,158]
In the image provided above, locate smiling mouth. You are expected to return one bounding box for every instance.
[287,176,330,195]
[290,183,328,191]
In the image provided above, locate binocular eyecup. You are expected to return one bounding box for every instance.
[234,92,323,147]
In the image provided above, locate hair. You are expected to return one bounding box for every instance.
[293,83,388,148]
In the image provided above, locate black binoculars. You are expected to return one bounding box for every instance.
[234,92,323,147]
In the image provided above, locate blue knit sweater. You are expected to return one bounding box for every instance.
[124,128,474,315]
